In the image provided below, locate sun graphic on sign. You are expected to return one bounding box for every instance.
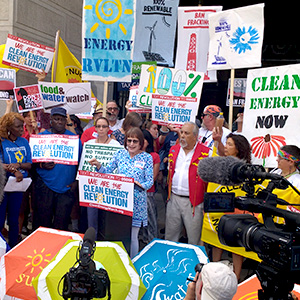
[84,0,133,39]
[25,248,52,274]
[97,193,105,204]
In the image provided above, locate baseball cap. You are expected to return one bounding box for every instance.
[203,105,221,117]
[93,104,103,115]
[51,107,67,117]
[201,262,237,300]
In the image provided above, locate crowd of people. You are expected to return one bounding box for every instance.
[1,94,300,293]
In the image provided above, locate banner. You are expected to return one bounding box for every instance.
[242,64,300,167]
[51,37,82,83]
[82,0,136,82]
[0,68,16,100]
[226,78,246,107]
[78,170,134,216]
[133,0,179,67]
[78,143,123,174]
[175,6,222,82]
[207,4,264,70]
[30,134,79,165]
[2,34,55,74]
[131,61,156,86]
[14,84,43,113]
[40,82,91,114]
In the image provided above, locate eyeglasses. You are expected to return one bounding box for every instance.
[201,113,208,118]
[95,125,109,128]
[127,138,139,144]
[107,107,119,111]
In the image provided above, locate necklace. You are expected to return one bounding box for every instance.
[283,170,298,179]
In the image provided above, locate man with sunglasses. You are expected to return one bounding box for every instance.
[198,105,231,156]
[184,262,237,300]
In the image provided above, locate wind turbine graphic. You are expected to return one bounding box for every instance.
[145,21,157,54]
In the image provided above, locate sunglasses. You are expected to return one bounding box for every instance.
[95,125,109,128]
[107,107,119,111]
[201,113,209,118]
[127,138,139,144]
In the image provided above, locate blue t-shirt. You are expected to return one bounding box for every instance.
[36,129,82,193]
[0,137,32,178]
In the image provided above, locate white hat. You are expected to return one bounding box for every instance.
[201,262,238,300]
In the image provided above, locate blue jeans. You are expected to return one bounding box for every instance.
[0,192,23,248]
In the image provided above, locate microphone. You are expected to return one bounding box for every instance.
[198,156,283,186]
[79,227,96,267]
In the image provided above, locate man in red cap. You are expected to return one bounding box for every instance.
[198,105,231,155]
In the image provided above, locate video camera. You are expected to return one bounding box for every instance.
[203,162,300,300]
[61,227,111,300]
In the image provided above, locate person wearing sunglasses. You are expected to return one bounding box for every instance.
[85,117,120,234]
[89,127,153,257]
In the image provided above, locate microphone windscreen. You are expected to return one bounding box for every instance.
[83,227,96,244]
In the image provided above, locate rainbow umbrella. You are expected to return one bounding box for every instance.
[33,240,146,300]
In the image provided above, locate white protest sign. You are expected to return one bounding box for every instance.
[0,68,16,100]
[39,82,66,109]
[43,82,91,115]
[175,6,222,82]
[207,3,264,70]
[76,97,97,120]
[78,143,123,174]
[152,95,198,126]
[128,85,151,113]
[242,64,300,167]
[78,170,134,216]
[30,134,80,165]
[138,65,204,111]
[2,34,55,74]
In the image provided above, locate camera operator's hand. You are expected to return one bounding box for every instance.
[291,291,298,300]
[183,272,199,300]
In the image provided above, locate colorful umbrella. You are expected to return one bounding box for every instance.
[0,232,10,258]
[0,227,82,300]
[33,240,146,300]
[132,239,209,300]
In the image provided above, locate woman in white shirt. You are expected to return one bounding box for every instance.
[86,117,120,234]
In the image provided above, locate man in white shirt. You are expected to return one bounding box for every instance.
[165,122,210,245]
[198,105,231,156]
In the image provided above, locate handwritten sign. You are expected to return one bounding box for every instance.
[2,34,54,74]
[29,134,79,165]
[78,170,134,216]
[137,65,204,109]
[0,68,16,100]
[14,84,43,113]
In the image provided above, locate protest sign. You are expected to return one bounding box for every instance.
[0,68,16,100]
[138,65,203,125]
[78,143,123,174]
[30,134,79,165]
[82,0,136,82]
[226,78,246,107]
[76,97,97,120]
[242,64,300,167]
[78,170,134,216]
[133,0,179,67]
[128,85,151,114]
[207,4,264,70]
[14,84,43,113]
[2,34,54,74]
[131,61,156,86]
[175,6,222,82]
[43,82,91,115]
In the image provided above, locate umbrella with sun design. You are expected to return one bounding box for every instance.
[0,227,82,300]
